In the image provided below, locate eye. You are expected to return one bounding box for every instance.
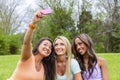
[60,43,64,46]
[43,43,47,46]
[75,42,82,47]
[54,43,58,47]
[44,43,52,49]
[78,42,82,45]
[49,45,52,49]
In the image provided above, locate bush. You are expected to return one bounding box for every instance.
[0,35,10,55]
[0,34,22,55]
[8,34,22,55]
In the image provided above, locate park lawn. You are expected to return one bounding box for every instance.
[0,53,120,80]
[98,53,120,80]
[0,55,20,80]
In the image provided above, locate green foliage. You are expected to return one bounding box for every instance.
[0,35,10,55]
[50,6,75,40]
[77,10,105,52]
[33,0,75,45]
[35,0,120,53]
[8,34,22,54]
[32,16,53,46]
[0,33,22,55]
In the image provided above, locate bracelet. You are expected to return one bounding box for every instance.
[29,23,36,29]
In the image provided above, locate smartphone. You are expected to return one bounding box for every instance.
[41,8,53,15]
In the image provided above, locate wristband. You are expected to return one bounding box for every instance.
[29,23,36,29]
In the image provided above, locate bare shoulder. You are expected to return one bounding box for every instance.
[97,57,107,66]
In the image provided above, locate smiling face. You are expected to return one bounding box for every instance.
[74,38,88,55]
[38,40,52,57]
[54,39,67,56]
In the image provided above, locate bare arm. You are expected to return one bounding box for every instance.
[20,10,43,61]
[99,57,109,80]
[74,72,82,80]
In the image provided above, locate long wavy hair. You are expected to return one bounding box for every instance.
[72,34,97,79]
[32,37,56,80]
[53,36,72,80]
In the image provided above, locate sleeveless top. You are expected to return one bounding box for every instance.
[82,63,102,80]
[8,56,44,80]
[57,59,81,80]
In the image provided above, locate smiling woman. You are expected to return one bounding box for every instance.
[72,33,109,80]
[7,9,56,80]
[53,36,82,80]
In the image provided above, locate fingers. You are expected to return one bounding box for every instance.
[35,10,44,18]
[32,10,44,24]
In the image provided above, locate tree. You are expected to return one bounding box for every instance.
[0,0,34,55]
[0,0,33,35]
[34,0,75,41]
[96,0,120,52]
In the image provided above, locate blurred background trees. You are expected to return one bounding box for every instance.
[0,0,33,55]
[0,0,120,55]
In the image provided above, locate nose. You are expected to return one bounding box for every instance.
[46,46,51,52]
[45,45,50,50]
[77,44,81,49]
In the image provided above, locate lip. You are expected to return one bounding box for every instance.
[43,50,48,54]
[43,48,49,54]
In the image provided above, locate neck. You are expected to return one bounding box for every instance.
[34,54,44,72]
[83,52,88,59]
[56,54,67,62]
[83,53,89,64]
[35,54,43,63]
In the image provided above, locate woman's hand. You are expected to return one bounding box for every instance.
[32,10,44,25]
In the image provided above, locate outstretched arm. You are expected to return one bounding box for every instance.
[20,10,43,61]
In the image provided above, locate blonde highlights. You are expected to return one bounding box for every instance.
[54,36,72,80]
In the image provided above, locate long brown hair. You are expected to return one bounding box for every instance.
[32,37,56,80]
[72,34,97,79]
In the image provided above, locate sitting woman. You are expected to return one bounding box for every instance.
[72,33,109,80]
[53,36,82,80]
[8,10,55,80]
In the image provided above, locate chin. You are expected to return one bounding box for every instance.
[56,53,63,56]
[79,52,84,55]
[45,53,50,56]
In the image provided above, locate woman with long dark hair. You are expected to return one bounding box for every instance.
[8,10,55,80]
[72,33,109,80]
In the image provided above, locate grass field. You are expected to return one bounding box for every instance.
[0,53,120,80]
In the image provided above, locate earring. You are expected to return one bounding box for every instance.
[66,54,68,59]
[54,53,56,59]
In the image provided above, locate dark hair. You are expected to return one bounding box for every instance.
[72,34,97,79]
[32,37,56,80]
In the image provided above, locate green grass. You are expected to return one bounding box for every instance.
[0,55,20,80]
[0,53,120,80]
[98,53,120,80]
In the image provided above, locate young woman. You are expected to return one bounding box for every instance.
[72,33,109,80]
[53,36,82,80]
[8,10,55,80]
